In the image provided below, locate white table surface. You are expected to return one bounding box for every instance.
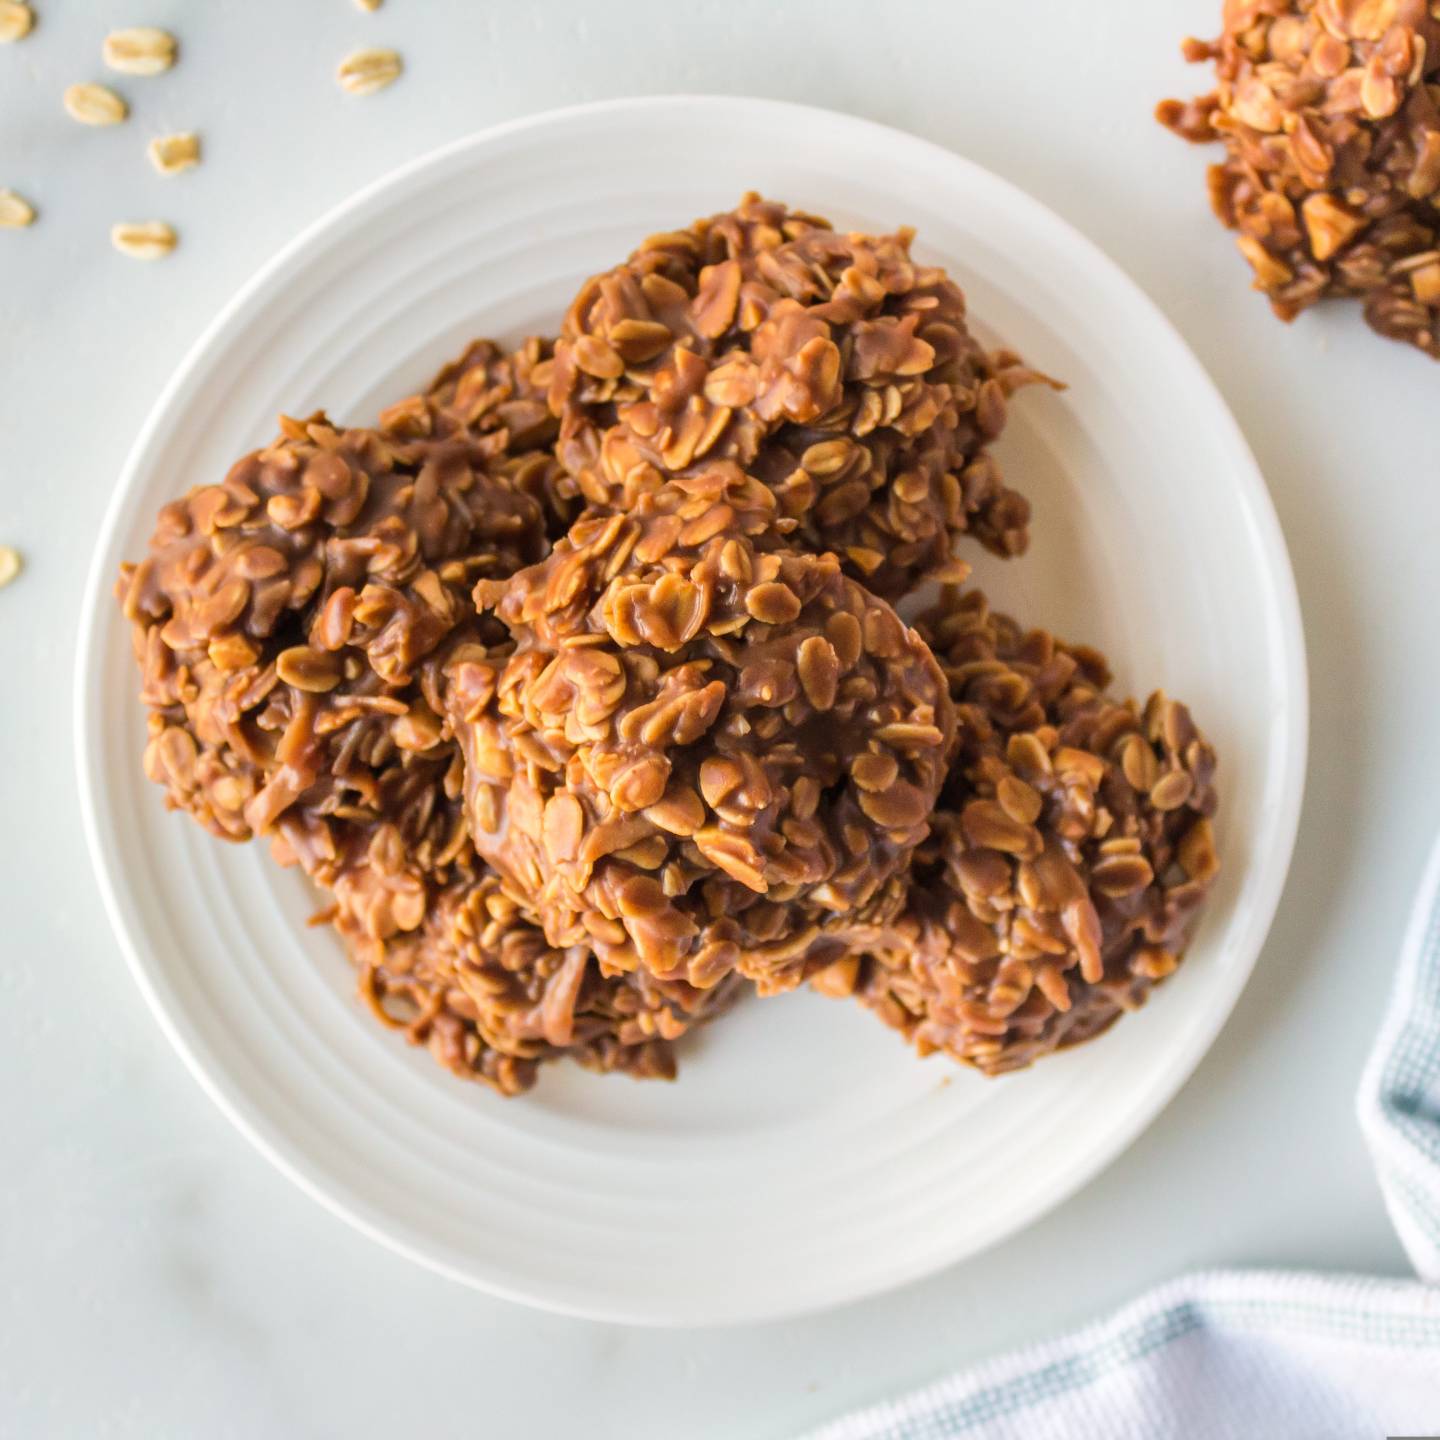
[2,1,1434,1435]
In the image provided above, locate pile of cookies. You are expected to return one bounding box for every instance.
[118,195,1219,1095]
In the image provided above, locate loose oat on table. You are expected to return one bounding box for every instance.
[0,189,35,228]
[148,132,201,176]
[549,193,1057,601]
[337,46,402,95]
[354,0,383,10]
[0,546,21,589]
[1159,0,1440,358]
[64,82,128,126]
[814,586,1219,1076]
[450,466,956,994]
[111,221,176,259]
[103,26,177,76]
[0,1,32,42]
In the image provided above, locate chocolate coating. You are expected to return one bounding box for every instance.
[816,588,1219,1074]
[451,468,956,993]
[549,193,1051,599]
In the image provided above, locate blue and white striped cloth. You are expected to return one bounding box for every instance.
[805,832,1440,1439]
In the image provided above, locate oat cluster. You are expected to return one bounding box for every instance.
[456,467,954,995]
[816,590,1219,1075]
[1161,0,1440,358]
[119,341,723,1091]
[287,820,742,1095]
[119,197,1220,1094]
[549,194,1055,600]
[118,352,560,921]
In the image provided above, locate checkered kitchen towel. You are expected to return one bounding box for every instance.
[802,830,1440,1440]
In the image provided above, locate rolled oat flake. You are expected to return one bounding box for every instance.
[111,221,177,260]
[103,27,177,76]
[0,546,23,589]
[0,189,36,228]
[148,133,201,176]
[64,83,128,126]
[0,1,34,43]
[337,47,402,95]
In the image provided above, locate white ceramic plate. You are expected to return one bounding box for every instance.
[75,96,1307,1326]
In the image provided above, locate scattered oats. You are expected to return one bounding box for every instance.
[104,26,177,76]
[111,220,176,259]
[0,546,21,589]
[337,47,401,95]
[64,83,129,127]
[0,189,36,228]
[0,1,33,43]
[148,132,200,176]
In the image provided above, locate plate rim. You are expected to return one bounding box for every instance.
[73,92,1310,1325]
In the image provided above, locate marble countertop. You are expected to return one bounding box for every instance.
[3,1,1434,1435]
